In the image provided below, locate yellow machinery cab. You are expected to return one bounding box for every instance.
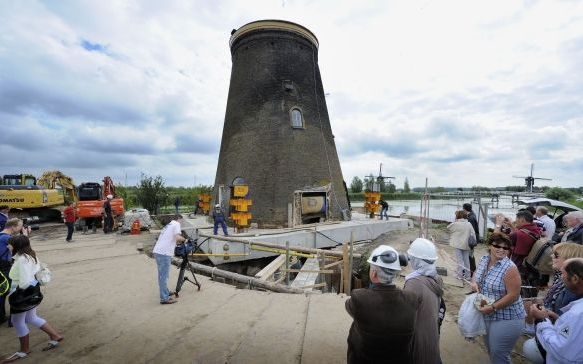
[0,174,64,209]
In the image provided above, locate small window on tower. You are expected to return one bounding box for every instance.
[290,108,304,129]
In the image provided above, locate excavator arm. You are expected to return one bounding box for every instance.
[37,171,78,203]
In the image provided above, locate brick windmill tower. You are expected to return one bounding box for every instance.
[213,20,350,228]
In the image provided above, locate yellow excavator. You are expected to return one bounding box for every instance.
[0,171,76,221]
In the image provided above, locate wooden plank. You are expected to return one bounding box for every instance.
[342,242,349,294]
[255,254,287,281]
[323,260,343,269]
[291,258,321,290]
[282,269,334,274]
[169,257,305,294]
[300,282,326,289]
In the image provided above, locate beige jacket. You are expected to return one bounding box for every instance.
[447,219,475,250]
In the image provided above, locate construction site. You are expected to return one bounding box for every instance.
[3,18,576,363]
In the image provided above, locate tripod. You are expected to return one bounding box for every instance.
[175,245,201,297]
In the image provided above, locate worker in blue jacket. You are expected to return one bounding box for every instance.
[212,204,228,236]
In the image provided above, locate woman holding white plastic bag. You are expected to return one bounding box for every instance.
[2,235,63,363]
[471,232,525,364]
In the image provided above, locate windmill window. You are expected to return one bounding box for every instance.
[290,108,304,129]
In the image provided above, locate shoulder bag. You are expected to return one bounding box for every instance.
[9,283,43,313]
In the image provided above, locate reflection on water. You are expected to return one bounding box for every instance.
[383,198,519,229]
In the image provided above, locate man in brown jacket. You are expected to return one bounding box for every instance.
[345,245,420,363]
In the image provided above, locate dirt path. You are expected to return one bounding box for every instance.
[0,223,525,363]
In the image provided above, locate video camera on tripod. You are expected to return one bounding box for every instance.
[174,234,201,296]
[174,237,195,257]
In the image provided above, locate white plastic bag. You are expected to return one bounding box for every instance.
[35,262,52,286]
[458,293,486,338]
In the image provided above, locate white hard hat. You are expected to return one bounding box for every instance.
[407,238,438,261]
[522,338,544,364]
[215,204,220,208]
[106,194,113,199]
[367,245,401,271]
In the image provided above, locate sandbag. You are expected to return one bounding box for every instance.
[525,239,554,275]
[458,293,486,338]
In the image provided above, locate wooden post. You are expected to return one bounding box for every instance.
[313,228,317,249]
[169,257,305,294]
[348,231,354,295]
[285,240,290,286]
[318,251,326,292]
[339,260,344,294]
[342,242,349,295]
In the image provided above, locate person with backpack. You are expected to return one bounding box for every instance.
[0,219,28,326]
[508,210,542,268]
[3,235,63,362]
[404,238,444,364]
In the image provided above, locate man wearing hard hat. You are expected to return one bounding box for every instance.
[404,238,444,364]
[212,204,228,236]
[345,245,419,363]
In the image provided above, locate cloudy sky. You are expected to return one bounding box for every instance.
[1,0,582,189]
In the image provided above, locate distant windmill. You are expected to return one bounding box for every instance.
[513,163,552,193]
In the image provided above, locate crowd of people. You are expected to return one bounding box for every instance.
[346,205,583,364]
[462,206,583,363]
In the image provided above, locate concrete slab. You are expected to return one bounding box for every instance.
[301,293,352,364]
[189,218,412,265]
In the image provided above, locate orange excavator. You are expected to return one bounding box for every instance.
[77,176,124,232]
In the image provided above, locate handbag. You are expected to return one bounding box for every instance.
[35,262,52,285]
[9,283,43,313]
[468,233,477,249]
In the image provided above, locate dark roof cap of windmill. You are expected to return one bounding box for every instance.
[229,19,319,49]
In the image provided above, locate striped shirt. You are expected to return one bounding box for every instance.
[475,255,526,321]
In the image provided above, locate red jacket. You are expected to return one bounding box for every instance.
[510,223,541,256]
[63,206,77,223]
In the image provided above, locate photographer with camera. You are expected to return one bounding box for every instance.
[152,215,186,305]
[1,218,29,326]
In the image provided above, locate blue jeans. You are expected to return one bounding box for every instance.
[484,319,524,364]
[213,220,228,235]
[380,207,388,220]
[66,222,74,241]
[154,253,172,303]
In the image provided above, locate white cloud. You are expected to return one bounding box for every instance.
[0,0,582,188]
